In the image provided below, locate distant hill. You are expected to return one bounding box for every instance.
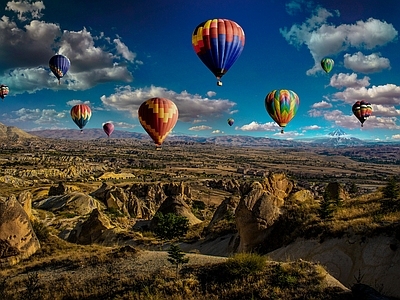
[0,122,37,140]
[28,128,149,140]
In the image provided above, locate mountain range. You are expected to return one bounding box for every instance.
[0,122,395,147]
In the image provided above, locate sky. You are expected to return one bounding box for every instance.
[0,0,400,141]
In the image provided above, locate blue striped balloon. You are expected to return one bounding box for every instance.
[49,54,70,83]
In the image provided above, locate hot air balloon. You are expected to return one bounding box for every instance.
[70,104,92,132]
[321,58,334,73]
[265,89,300,134]
[138,97,178,147]
[227,118,234,126]
[103,122,114,137]
[0,85,9,101]
[352,100,372,127]
[192,19,245,86]
[49,54,70,84]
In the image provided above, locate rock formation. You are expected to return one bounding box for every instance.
[207,196,240,232]
[235,173,293,252]
[67,208,114,245]
[48,182,70,196]
[17,191,34,220]
[0,195,40,267]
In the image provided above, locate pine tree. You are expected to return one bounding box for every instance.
[167,244,189,277]
[383,176,399,201]
[318,189,335,220]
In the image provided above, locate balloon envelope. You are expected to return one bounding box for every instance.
[352,100,372,127]
[138,97,178,146]
[0,85,9,100]
[321,58,334,73]
[192,19,245,86]
[49,54,70,83]
[103,122,114,137]
[227,118,234,126]
[70,104,92,131]
[265,89,300,133]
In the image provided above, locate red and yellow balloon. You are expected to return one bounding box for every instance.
[138,97,178,146]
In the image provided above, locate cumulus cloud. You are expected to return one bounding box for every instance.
[372,104,400,117]
[0,6,136,93]
[206,91,216,97]
[66,100,91,107]
[329,73,370,89]
[189,125,212,131]
[100,85,236,122]
[333,84,400,105]
[311,100,332,108]
[392,134,400,140]
[111,121,136,129]
[236,121,278,131]
[11,107,65,124]
[6,0,45,21]
[344,52,390,73]
[280,6,398,75]
[212,130,224,134]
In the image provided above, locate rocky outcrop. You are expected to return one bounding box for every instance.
[235,174,293,252]
[206,179,240,194]
[325,181,349,201]
[268,235,400,299]
[0,195,40,267]
[17,191,33,220]
[33,192,102,215]
[48,182,71,196]
[67,209,114,245]
[150,195,202,227]
[207,196,240,231]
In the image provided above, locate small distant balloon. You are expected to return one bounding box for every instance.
[0,85,9,101]
[227,118,234,126]
[70,104,92,132]
[103,122,114,137]
[192,19,245,86]
[352,100,372,127]
[321,58,334,73]
[138,97,178,146]
[265,89,300,133]
[49,54,70,84]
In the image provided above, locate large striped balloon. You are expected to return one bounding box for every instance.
[352,100,372,127]
[49,54,70,83]
[192,19,245,86]
[70,104,92,132]
[138,98,178,146]
[265,90,300,133]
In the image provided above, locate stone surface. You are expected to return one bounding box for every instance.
[0,195,40,267]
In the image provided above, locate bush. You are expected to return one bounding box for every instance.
[224,253,267,279]
[31,220,49,242]
[153,212,189,241]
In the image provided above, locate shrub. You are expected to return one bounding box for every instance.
[224,253,267,278]
[31,220,50,242]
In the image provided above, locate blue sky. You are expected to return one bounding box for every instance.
[0,0,400,141]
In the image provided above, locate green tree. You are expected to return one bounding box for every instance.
[318,189,335,220]
[348,182,359,195]
[383,176,399,201]
[153,212,189,242]
[167,244,189,277]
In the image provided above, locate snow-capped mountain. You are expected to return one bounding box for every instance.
[328,128,349,138]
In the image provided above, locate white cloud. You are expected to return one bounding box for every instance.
[392,134,400,140]
[280,6,398,75]
[100,85,236,122]
[206,91,216,97]
[189,125,212,131]
[111,121,136,129]
[236,121,278,131]
[212,130,224,134]
[66,100,91,107]
[11,107,65,124]
[333,84,400,105]
[113,38,136,62]
[329,73,370,89]
[311,100,332,108]
[343,52,390,73]
[302,125,321,130]
[372,104,400,117]
[272,131,304,138]
[6,0,45,21]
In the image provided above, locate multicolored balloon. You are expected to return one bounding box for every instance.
[265,89,300,133]
[103,122,115,137]
[227,118,234,126]
[321,58,334,73]
[352,100,372,127]
[70,104,92,132]
[138,97,178,146]
[192,19,245,86]
[49,54,70,84]
[0,85,9,100]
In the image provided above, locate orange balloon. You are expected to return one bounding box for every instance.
[138,97,179,146]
